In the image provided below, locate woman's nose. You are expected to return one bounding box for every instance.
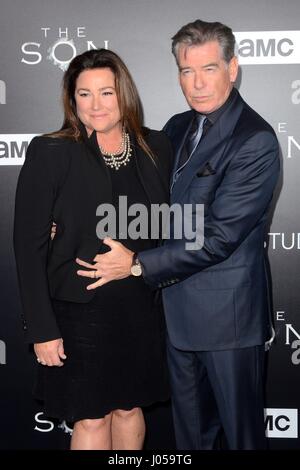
[91,96,101,110]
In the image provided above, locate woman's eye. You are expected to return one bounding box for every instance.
[102,91,113,96]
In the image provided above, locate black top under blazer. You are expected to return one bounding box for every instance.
[13,128,173,344]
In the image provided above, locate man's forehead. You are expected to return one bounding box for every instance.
[178,41,222,63]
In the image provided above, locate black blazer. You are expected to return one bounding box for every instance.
[14,128,173,344]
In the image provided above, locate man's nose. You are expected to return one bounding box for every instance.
[194,72,204,89]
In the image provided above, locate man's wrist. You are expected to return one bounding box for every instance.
[130,253,143,277]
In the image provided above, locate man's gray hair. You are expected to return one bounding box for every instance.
[172,19,236,65]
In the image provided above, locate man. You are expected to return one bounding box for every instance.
[77,20,280,449]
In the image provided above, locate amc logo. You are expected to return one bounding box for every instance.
[0,134,38,166]
[234,31,300,64]
[265,408,298,438]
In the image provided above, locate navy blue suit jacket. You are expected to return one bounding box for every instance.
[139,90,280,351]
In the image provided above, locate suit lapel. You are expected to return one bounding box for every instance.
[171,112,194,174]
[171,91,245,202]
[133,138,169,205]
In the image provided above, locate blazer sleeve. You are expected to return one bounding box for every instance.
[139,130,280,288]
[13,137,62,343]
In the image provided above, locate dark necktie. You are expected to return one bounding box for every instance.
[186,114,207,158]
[171,114,208,192]
[178,114,207,168]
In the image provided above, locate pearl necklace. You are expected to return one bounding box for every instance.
[99,131,132,171]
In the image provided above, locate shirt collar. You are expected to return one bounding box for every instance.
[195,87,237,125]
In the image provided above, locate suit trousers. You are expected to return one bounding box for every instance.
[167,337,267,450]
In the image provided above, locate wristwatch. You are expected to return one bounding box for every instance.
[130,253,143,277]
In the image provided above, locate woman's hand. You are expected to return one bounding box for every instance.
[34,338,66,367]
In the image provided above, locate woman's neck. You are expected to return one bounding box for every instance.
[97,125,124,155]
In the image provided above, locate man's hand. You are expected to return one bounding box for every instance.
[34,338,66,367]
[76,238,134,289]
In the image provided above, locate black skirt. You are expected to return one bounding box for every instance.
[34,277,170,422]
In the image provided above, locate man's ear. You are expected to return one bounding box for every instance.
[229,56,239,83]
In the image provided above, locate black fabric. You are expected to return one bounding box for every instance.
[13,128,173,343]
[34,154,170,421]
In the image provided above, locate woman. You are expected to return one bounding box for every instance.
[14,49,172,450]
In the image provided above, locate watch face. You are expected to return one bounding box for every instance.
[131,263,142,276]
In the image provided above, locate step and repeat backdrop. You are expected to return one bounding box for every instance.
[0,0,299,449]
